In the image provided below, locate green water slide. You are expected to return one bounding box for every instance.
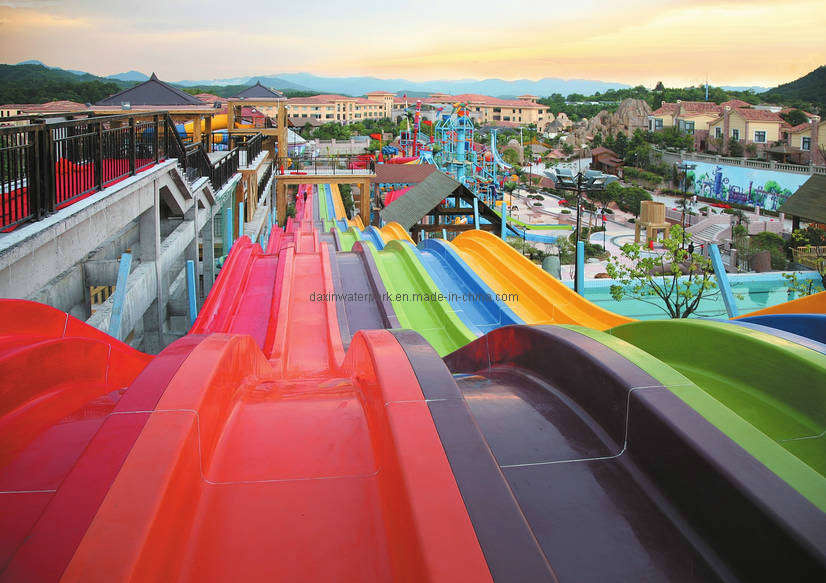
[600,319,826,511]
[337,227,362,252]
[365,239,476,356]
[317,184,331,221]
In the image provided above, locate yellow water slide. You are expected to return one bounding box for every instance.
[736,290,826,318]
[450,230,633,330]
[379,222,415,245]
[330,184,347,221]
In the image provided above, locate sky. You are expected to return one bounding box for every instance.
[1,0,824,87]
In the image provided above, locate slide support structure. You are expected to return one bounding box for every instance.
[107,252,132,340]
[186,259,198,327]
[473,197,479,228]
[575,240,585,295]
[709,243,739,318]
[500,200,507,239]
[224,206,233,255]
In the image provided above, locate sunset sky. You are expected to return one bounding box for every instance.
[1,0,824,87]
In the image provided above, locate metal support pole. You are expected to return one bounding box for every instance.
[186,260,198,327]
[238,201,245,240]
[575,241,585,296]
[500,200,507,239]
[473,197,479,229]
[442,228,448,240]
[224,206,233,255]
[709,244,739,318]
[152,179,164,346]
[107,253,132,340]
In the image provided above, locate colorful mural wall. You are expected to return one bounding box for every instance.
[689,162,809,212]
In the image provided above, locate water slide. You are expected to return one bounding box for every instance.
[608,318,826,510]
[360,225,386,249]
[365,239,476,356]
[330,183,347,220]
[736,313,826,344]
[328,241,401,347]
[438,324,826,582]
[449,230,632,329]
[331,225,362,252]
[737,290,826,317]
[415,238,522,336]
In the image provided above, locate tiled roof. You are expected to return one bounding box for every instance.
[679,101,722,114]
[365,91,395,96]
[785,122,811,133]
[0,100,88,112]
[779,175,826,223]
[651,103,679,116]
[720,99,752,108]
[423,93,545,108]
[194,93,227,103]
[732,107,784,122]
[590,147,619,158]
[96,73,203,106]
[231,81,284,100]
[374,163,438,185]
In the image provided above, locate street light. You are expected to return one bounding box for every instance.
[677,161,696,249]
[555,168,608,294]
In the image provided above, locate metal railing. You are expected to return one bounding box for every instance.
[1,112,249,230]
[275,155,376,176]
[652,147,826,175]
[1,112,164,230]
[258,160,273,196]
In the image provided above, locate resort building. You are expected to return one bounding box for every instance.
[409,93,554,129]
[285,93,393,124]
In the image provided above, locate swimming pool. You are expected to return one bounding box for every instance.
[574,271,824,320]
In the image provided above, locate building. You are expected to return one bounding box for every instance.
[589,147,623,175]
[0,101,88,126]
[409,93,553,130]
[285,93,393,124]
[707,107,786,150]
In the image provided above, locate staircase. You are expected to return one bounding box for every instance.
[692,222,729,243]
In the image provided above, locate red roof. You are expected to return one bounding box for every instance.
[383,186,412,206]
[422,93,545,109]
[732,107,784,122]
[194,93,227,103]
[785,122,811,133]
[720,99,751,108]
[590,147,619,158]
[1,100,87,112]
[651,103,679,116]
[679,101,722,114]
[365,91,395,96]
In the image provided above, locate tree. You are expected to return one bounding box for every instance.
[616,185,652,217]
[502,148,521,167]
[728,139,744,157]
[613,132,628,158]
[606,225,718,318]
[592,131,603,147]
[780,109,809,126]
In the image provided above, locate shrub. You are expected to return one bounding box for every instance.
[533,202,542,206]
[561,209,571,214]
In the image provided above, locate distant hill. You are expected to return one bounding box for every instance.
[762,66,826,110]
[107,70,150,82]
[174,74,315,92]
[0,63,129,104]
[270,72,630,98]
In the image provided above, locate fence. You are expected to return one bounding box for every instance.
[1,112,253,229]
[652,147,826,176]
[793,246,826,270]
[275,155,376,175]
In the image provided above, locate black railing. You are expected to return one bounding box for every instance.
[210,148,240,190]
[258,160,273,197]
[1,112,165,230]
[1,112,248,230]
[275,155,376,176]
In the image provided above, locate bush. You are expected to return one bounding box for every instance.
[533,202,542,206]
[561,209,571,214]
[623,167,663,184]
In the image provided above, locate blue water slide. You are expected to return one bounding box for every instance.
[736,314,826,345]
[361,226,385,250]
[724,319,826,356]
[416,238,523,336]
[336,219,349,231]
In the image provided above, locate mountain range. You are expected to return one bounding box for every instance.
[19,60,633,97]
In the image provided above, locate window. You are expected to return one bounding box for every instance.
[654,118,663,130]
[715,127,722,138]
[731,129,740,141]
[754,131,766,143]
[802,137,811,151]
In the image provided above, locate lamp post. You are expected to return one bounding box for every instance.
[555,169,607,294]
[677,161,696,249]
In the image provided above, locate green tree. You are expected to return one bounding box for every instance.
[780,109,809,126]
[728,139,744,157]
[606,225,717,318]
